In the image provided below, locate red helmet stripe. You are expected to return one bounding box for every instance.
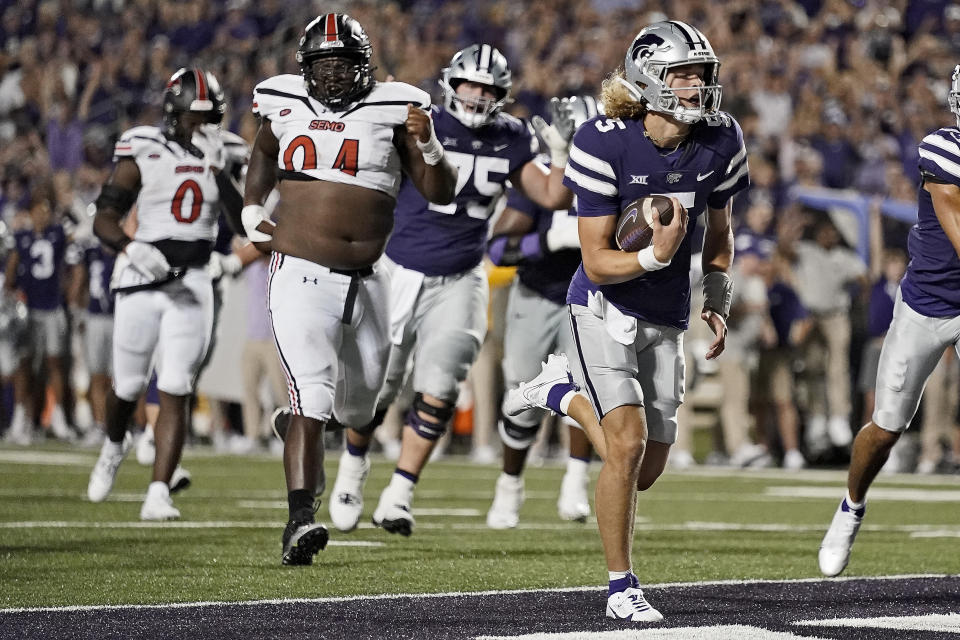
[194,68,207,101]
[325,13,338,41]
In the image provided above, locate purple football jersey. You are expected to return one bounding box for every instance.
[13,224,68,311]
[503,187,581,306]
[563,113,749,329]
[83,241,116,315]
[386,106,535,276]
[900,126,960,317]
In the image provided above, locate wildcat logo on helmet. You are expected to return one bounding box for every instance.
[631,33,672,64]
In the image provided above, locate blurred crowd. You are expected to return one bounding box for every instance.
[1,0,959,474]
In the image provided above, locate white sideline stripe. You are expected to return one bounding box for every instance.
[235,502,482,517]
[0,574,948,615]
[796,612,960,632]
[3,519,956,536]
[478,625,832,639]
[0,451,93,465]
[766,486,960,502]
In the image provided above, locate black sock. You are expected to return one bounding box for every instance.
[288,489,315,523]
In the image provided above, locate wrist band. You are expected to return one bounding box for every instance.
[416,126,444,166]
[636,245,670,272]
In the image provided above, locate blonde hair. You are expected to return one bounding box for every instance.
[600,68,647,121]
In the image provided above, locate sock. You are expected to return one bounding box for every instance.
[845,492,865,514]
[346,441,368,457]
[288,489,315,523]
[393,468,418,485]
[558,389,578,415]
[147,480,168,498]
[608,569,634,595]
[546,383,577,415]
[102,439,125,456]
[566,456,589,476]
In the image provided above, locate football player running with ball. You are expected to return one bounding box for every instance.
[505,21,749,622]
[242,14,456,565]
[320,43,575,539]
[818,65,960,578]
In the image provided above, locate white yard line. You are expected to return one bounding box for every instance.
[0,574,949,615]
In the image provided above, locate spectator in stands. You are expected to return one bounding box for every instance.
[784,212,868,457]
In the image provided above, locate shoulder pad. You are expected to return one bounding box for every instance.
[253,74,308,119]
[113,126,167,160]
[368,81,430,110]
[919,127,960,187]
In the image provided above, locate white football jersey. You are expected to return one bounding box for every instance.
[252,74,429,198]
[113,125,226,243]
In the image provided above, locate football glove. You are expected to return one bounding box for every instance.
[531,97,576,168]
[124,241,171,281]
[241,204,275,243]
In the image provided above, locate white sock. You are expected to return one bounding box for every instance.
[846,492,864,510]
[559,390,578,415]
[102,439,124,456]
[566,456,589,476]
[388,472,415,494]
[609,569,632,581]
[148,480,169,498]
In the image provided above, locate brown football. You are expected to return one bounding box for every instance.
[615,195,674,252]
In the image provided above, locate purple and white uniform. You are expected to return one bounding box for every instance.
[562,113,749,442]
[489,187,581,443]
[13,224,70,359]
[873,126,960,432]
[80,240,115,375]
[377,107,535,415]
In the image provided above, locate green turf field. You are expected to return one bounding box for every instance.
[2,443,959,609]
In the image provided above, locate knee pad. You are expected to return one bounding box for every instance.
[348,408,388,437]
[498,416,541,450]
[406,392,454,441]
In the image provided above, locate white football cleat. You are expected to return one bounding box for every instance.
[827,416,853,448]
[87,433,133,503]
[503,353,574,416]
[606,587,664,622]
[372,482,415,537]
[49,405,76,442]
[819,497,865,577]
[328,450,370,532]
[169,465,192,494]
[4,406,33,446]
[783,449,806,471]
[486,473,524,529]
[557,470,590,522]
[136,425,156,466]
[141,483,181,521]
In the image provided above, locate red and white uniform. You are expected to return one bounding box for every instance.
[110,125,225,400]
[255,76,429,425]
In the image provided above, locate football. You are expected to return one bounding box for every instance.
[615,195,674,252]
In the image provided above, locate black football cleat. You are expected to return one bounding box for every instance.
[281,520,329,566]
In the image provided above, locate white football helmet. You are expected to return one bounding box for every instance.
[440,44,512,128]
[949,65,960,127]
[620,20,722,124]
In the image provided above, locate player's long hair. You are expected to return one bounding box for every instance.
[601,68,647,121]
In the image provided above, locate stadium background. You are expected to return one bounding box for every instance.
[2,1,960,637]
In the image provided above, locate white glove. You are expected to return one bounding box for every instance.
[220,253,243,276]
[531,97,576,168]
[124,241,170,281]
[205,253,224,280]
[241,204,275,243]
[545,221,580,251]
